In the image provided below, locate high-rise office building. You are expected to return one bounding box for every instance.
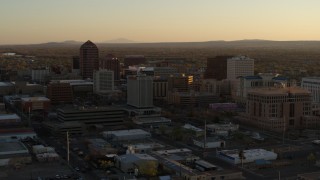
[127,74,153,108]
[80,40,99,79]
[227,56,254,80]
[100,54,120,81]
[153,79,168,100]
[47,82,73,104]
[204,56,232,80]
[167,75,191,92]
[93,70,114,94]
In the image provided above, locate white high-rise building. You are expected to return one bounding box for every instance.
[127,74,153,108]
[32,68,50,83]
[93,70,114,94]
[227,56,254,80]
[301,77,320,104]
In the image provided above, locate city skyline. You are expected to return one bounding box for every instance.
[1,0,320,44]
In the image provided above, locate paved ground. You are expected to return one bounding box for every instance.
[0,161,73,180]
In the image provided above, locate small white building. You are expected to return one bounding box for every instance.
[206,123,239,137]
[182,124,204,137]
[217,149,277,165]
[124,143,165,154]
[193,137,225,149]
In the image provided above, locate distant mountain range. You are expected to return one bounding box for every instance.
[43,38,138,45]
[2,39,320,49]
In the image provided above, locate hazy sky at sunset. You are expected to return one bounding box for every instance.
[1,0,320,44]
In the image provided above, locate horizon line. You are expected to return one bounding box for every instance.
[2,39,320,46]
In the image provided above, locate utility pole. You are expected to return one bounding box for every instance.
[203,119,207,151]
[67,131,70,164]
[283,116,285,145]
[278,171,281,180]
[28,106,31,127]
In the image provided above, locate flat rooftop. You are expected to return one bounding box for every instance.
[248,87,309,95]
[0,141,29,155]
[156,148,192,155]
[219,149,277,159]
[302,77,320,80]
[0,114,20,120]
[57,105,124,113]
[123,143,164,149]
[21,97,50,102]
[0,82,14,87]
[206,123,239,129]
[183,124,203,132]
[0,128,34,134]
[105,129,150,136]
[118,153,157,161]
[195,160,217,168]
[133,116,171,125]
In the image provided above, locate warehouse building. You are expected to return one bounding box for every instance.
[0,141,31,166]
[115,153,158,175]
[102,129,151,141]
[217,149,277,165]
[0,114,21,126]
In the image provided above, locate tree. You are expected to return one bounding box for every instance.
[99,160,114,169]
[307,153,316,166]
[158,125,167,135]
[171,127,183,141]
[213,116,220,123]
[138,161,158,177]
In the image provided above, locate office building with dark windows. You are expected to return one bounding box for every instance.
[79,40,99,79]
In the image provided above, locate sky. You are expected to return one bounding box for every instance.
[1,0,320,44]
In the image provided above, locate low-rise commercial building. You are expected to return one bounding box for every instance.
[151,150,244,180]
[85,138,117,156]
[217,149,277,165]
[168,91,218,107]
[102,129,151,141]
[132,116,171,127]
[42,121,85,136]
[0,82,15,97]
[0,128,37,141]
[57,106,125,127]
[21,97,50,112]
[47,82,73,104]
[58,79,93,97]
[206,123,239,136]
[115,153,158,176]
[182,124,204,137]
[193,137,225,149]
[0,141,31,166]
[0,114,21,126]
[122,143,164,154]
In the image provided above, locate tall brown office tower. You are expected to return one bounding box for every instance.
[80,40,99,79]
[101,54,120,80]
[204,56,232,80]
